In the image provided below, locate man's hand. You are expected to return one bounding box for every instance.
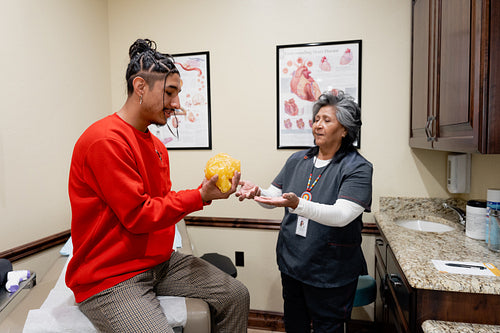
[200,171,241,202]
[235,180,261,201]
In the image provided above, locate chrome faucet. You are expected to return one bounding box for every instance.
[442,203,466,226]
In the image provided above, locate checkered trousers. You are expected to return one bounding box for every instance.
[78,251,250,333]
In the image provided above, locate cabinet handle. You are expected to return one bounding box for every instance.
[425,116,436,142]
[388,274,403,287]
[376,239,384,246]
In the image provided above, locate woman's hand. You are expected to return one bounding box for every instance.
[200,171,241,202]
[235,180,260,201]
[254,192,299,209]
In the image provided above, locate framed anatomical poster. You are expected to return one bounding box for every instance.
[276,40,362,149]
[149,51,212,150]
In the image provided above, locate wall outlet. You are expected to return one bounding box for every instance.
[235,251,244,267]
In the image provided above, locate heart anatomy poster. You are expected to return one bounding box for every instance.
[277,40,361,148]
[150,51,212,150]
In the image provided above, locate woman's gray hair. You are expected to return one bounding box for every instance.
[312,90,361,148]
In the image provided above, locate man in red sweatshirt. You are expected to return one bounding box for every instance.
[66,38,249,333]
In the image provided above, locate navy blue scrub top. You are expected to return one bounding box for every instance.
[272,146,373,288]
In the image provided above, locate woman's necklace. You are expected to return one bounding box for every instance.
[300,157,332,201]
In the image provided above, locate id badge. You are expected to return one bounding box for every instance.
[296,216,308,237]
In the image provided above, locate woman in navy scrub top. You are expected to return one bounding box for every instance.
[237,91,373,333]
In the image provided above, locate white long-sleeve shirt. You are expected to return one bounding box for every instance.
[260,158,364,227]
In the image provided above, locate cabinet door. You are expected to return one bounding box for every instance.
[433,0,477,151]
[374,242,387,329]
[386,294,409,333]
[488,0,500,153]
[410,0,433,148]
[386,247,412,332]
[410,0,493,152]
[375,238,402,332]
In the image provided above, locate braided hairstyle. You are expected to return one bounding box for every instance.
[125,39,179,95]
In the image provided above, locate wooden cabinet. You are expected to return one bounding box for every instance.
[374,238,387,330]
[374,232,500,332]
[375,236,413,333]
[410,0,500,153]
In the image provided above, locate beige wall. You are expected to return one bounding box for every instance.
[187,225,377,314]
[107,0,432,222]
[2,0,500,312]
[0,0,110,251]
[105,0,500,215]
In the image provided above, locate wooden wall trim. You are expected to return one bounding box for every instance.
[247,310,374,331]
[362,222,380,234]
[184,216,380,234]
[0,218,378,263]
[0,229,71,262]
[248,309,285,331]
[184,216,282,230]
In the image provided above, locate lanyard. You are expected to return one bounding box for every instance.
[301,157,331,201]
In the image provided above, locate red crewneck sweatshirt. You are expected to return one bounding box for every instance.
[66,114,204,302]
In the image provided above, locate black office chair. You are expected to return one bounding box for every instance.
[200,253,237,278]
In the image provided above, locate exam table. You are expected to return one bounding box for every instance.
[20,220,222,333]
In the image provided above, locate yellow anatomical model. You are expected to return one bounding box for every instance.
[204,153,241,193]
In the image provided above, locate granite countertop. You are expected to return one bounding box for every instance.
[422,320,500,333]
[374,197,500,295]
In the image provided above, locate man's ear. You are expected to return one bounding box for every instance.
[132,76,146,97]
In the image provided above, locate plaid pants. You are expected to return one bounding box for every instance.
[78,251,250,333]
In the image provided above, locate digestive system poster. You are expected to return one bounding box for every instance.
[277,41,361,148]
[149,52,211,149]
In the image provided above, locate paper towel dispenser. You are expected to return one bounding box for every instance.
[447,153,470,193]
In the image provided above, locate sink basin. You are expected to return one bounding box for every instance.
[394,219,455,233]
